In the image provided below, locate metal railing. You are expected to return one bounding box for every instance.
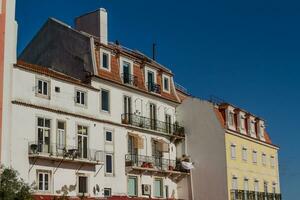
[121,113,185,136]
[231,190,282,200]
[28,141,104,163]
[125,154,184,172]
[121,73,138,86]
[147,82,161,94]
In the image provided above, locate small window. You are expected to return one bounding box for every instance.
[76,90,87,106]
[163,76,170,92]
[105,154,113,174]
[242,147,247,161]
[240,116,245,130]
[55,86,60,93]
[230,144,236,159]
[262,153,267,166]
[37,79,50,97]
[104,188,111,197]
[128,176,138,196]
[105,131,113,142]
[101,89,110,112]
[228,112,234,126]
[253,150,257,164]
[270,156,275,168]
[102,52,109,70]
[37,171,50,192]
[78,176,88,194]
[154,178,163,198]
[232,177,238,190]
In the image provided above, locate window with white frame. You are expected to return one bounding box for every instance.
[154,178,163,198]
[105,153,113,174]
[75,90,87,106]
[270,156,275,168]
[228,111,234,126]
[37,171,51,192]
[230,144,236,159]
[105,130,113,143]
[242,147,248,161]
[78,175,88,194]
[101,52,110,70]
[244,178,249,200]
[262,153,267,166]
[104,188,112,197]
[162,75,170,93]
[56,121,66,150]
[254,180,259,199]
[101,89,110,112]
[232,176,238,190]
[253,150,257,164]
[37,117,51,153]
[240,115,245,130]
[36,79,50,98]
[128,176,138,196]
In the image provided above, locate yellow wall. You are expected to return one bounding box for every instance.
[225,132,280,199]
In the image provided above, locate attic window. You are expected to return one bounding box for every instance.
[100,49,111,71]
[55,86,60,93]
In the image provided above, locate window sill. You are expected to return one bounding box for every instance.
[36,94,50,100]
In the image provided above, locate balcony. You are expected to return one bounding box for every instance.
[125,154,189,182]
[231,190,282,200]
[121,113,185,138]
[28,141,104,165]
[147,82,161,94]
[122,73,138,86]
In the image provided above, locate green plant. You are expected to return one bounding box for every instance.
[0,165,33,200]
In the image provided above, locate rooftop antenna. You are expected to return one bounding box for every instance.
[152,43,156,61]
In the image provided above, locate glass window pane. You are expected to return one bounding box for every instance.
[38,118,44,127]
[79,176,87,193]
[45,119,50,128]
[76,91,81,103]
[106,131,112,142]
[43,82,48,95]
[102,53,108,69]
[81,92,85,105]
[38,80,43,94]
[106,154,112,173]
[101,90,109,111]
[39,173,43,190]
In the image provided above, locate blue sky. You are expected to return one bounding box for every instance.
[16,0,299,198]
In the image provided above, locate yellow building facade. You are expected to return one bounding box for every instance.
[225,131,280,200]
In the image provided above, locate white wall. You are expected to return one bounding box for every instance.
[177,97,228,200]
[1,0,17,166]
[11,67,182,198]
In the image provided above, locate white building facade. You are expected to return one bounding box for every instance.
[10,8,190,199]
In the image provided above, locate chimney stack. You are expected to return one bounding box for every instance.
[75,8,108,45]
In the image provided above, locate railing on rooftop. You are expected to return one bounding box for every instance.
[147,82,161,94]
[175,83,189,94]
[230,189,282,200]
[28,141,104,163]
[121,113,185,137]
[121,73,138,86]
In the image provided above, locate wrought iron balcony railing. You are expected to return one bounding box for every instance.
[121,113,185,136]
[231,189,282,200]
[28,141,104,163]
[125,154,189,173]
[147,82,161,94]
[122,73,138,86]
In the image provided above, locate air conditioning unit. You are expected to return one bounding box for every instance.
[142,184,151,196]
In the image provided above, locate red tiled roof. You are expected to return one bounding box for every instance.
[94,46,180,103]
[214,106,276,147]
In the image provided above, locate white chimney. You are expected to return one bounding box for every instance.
[75,8,108,45]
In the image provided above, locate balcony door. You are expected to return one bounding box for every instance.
[56,121,66,153]
[123,61,131,84]
[78,125,88,159]
[123,96,132,123]
[150,103,157,130]
[152,140,163,169]
[165,114,172,134]
[128,135,138,165]
[37,117,51,153]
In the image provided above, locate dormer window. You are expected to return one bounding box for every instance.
[240,115,245,130]
[228,112,234,126]
[100,49,111,71]
[145,67,160,94]
[120,57,136,86]
[162,74,170,93]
